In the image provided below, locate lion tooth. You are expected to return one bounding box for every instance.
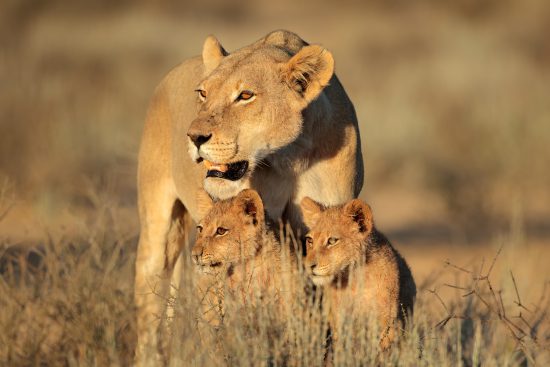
[203,160,214,169]
[214,164,229,173]
[203,160,229,172]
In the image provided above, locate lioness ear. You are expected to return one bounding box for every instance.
[300,197,324,229]
[235,189,264,226]
[283,45,334,103]
[262,30,307,54]
[196,189,214,219]
[202,35,228,74]
[343,199,373,234]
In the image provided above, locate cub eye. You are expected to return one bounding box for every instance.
[327,237,338,247]
[236,90,254,102]
[196,225,203,233]
[216,227,228,236]
[305,236,313,247]
[195,89,207,100]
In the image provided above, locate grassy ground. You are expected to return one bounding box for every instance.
[1,0,549,365]
[1,194,548,365]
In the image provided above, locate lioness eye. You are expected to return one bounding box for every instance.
[327,237,338,246]
[195,89,207,100]
[305,236,313,246]
[236,90,254,101]
[216,227,228,236]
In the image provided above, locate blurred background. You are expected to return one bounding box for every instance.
[1,1,550,364]
[1,0,549,247]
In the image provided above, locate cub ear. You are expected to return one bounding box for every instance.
[343,199,373,234]
[196,189,214,219]
[202,35,228,74]
[300,197,324,229]
[282,45,334,103]
[235,189,264,226]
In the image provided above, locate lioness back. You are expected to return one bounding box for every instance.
[300,197,416,350]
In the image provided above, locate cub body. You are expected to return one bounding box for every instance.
[301,198,416,350]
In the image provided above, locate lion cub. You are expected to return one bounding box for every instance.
[192,189,296,312]
[300,197,416,350]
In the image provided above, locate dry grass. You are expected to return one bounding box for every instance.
[0,185,136,366]
[167,232,550,366]
[1,198,549,366]
[1,1,550,366]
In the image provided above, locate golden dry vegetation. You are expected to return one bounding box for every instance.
[1,0,549,365]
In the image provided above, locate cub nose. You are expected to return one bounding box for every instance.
[188,133,212,149]
[191,247,203,265]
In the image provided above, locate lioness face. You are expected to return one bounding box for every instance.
[187,35,334,199]
[300,198,374,286]
[191,189,265,272]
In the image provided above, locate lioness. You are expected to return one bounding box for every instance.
[300,197,416,351]
[135,30,363,363]
[191,189,296,316]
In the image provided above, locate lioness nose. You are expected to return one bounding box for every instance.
[309,263,317,272]
[188,133,212,149]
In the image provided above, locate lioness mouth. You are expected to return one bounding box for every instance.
[203,160,249,181]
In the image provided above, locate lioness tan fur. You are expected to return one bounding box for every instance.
[135,30,363,364]
[191,189,296,320]
[300,197,416,351]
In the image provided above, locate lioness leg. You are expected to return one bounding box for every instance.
[162,200,190,362]
[135,180,186,366]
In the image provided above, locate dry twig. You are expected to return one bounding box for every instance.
[430,245,548,364]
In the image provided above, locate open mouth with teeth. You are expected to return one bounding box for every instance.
[201,159,249,181]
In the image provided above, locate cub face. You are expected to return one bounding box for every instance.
[300,198,374,286]
[191,189,265,271]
